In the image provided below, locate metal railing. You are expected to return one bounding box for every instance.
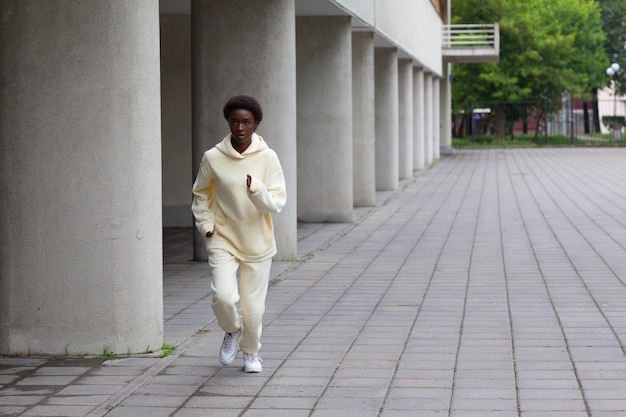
[452,99,625,145]
[442,23,499,49]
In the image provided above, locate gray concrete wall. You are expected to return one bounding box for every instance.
[398,59,414,179]
[160,15,193,227]
[191,0,298,261]
[413,67,426,170]
[0,1,163,355]
[351,31,376,207]
[334,0,443,74]
[374,48,399,191]
[296,16,354,222]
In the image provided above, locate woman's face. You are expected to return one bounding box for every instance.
[228,108,258,150]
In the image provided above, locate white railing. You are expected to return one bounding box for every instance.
[442,23,499,49]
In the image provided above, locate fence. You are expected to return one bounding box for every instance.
[452,99,625,144]
[442,23,499,49]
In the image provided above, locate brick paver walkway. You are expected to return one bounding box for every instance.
[1,148,625,417]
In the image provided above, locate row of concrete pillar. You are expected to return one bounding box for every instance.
[189,11,444,262]
[0,0,445,355]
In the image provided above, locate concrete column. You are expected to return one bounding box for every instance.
[413,67,426,170]
[0,1,162,355]
[375,48,399,191]
[296,17,353,222]
[352,32,376,207]
[424,72,434,166]
[191,0,297,261]
[433,76,441,160]
[398,59,414,179]
[440,63,454,154]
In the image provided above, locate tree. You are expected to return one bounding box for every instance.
[599,0,626,95]
[451,0,607,140]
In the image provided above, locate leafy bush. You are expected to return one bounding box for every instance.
[452,134,625,148]
[601,116,625,129]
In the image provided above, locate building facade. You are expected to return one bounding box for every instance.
[1,0,495,355]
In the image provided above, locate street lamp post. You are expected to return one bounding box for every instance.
[606,62,621,142]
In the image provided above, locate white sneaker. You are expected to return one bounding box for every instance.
[243,352,263,373]
[219,330,241,365]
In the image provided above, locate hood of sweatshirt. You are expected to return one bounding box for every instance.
[216,132,269,159]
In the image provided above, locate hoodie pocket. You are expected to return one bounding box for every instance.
[230,217,273,256]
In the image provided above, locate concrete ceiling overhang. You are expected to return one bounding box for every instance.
[159,0,351,16]
[159,0,425,67]
[159,0,367,27]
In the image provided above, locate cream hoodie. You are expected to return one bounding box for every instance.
[191,133,287,262]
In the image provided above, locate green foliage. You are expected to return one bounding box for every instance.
[453,134,544,147]
[451,0,504,24]
[601,115,626,128]
[92,346,116,358]
[157,342,175,358]
[452,134,626,147]
[599,0,626,94]
[452,0,607,109]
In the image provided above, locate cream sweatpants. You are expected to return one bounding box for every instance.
[208,249,272,354]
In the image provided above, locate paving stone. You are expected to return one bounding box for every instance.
[0,406,27,416]
[118,393,188,408]
[44,395,110,406]
[173,409,240,417]
[241,410,311,417]
[0,358,46,367]
[2,149,626,416]
[103,406,178,417]
[0,395,44,405]
[20,404,97,416]
[15,375,80,386]
[0,375,19,384]
[249,395,317,409]
[184,395,254,408]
